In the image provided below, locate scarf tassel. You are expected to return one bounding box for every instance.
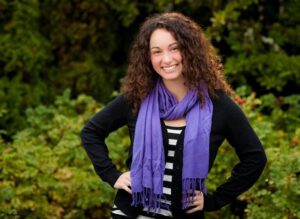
[131,187,169,214]
[182,178,206,209]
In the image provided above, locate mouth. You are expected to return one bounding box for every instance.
[161,64,178,73]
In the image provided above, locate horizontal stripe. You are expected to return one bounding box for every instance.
[163,187,171,195]
[142,207,173,217]
[163,174,172,182]
[162,183,172,191]
[161,198,172,205]
[137,215,156,219]
[167,150,175,157]
[168,139,177,145]
[166,128,183,134]
[165,162,173,170]
[111,209,127,216]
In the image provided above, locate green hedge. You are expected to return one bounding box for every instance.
[1,90,299,218]
[0,90,129,218]
[1,0,300,137]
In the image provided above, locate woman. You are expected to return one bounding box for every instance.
[81,12,267,219]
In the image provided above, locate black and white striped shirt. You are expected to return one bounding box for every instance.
[111,125,185,218]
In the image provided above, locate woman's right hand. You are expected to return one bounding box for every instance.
[113,171,132,194]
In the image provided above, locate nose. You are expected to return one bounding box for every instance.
[162,51,172,64]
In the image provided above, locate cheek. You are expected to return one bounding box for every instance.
[150,56,161,69]
[174,52,183,63]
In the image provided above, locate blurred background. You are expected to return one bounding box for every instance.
[0,0,299,218]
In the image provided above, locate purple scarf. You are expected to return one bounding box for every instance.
[130,79,213,212]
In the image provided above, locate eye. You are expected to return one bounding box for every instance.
[152,50,161,55]
[170,46,179,52]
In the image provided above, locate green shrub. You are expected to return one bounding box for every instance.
[206,92,300,218]
[1,90,299,218]
[0,90,129,218]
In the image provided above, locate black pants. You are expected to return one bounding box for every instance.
[111,212,204,219]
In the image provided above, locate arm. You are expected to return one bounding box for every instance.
[204,93,267,211]
[81,95,131,187]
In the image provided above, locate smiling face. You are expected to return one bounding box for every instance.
[149,28,184,84]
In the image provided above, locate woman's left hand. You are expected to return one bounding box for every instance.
[185,190,204,214]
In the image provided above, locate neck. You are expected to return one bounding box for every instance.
[162,79,188,102]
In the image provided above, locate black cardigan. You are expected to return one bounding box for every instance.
[81,91,267,218]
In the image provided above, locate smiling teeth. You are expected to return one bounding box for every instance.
[163,65,176,71]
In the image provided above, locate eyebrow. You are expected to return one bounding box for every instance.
[150,42,179,50]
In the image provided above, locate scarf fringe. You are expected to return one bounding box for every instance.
[131,187,169,214]
[182,178,206,209]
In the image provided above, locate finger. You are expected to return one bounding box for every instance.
[124,175,131,184]
[125,175,131,182]
[114,179,130,190]
[185,190,201,200]
[185,202,203,213]
[123,178,131,187]
[182,198,196,205]
[195,190,201,195]
[123,185,132,194]
[190,191,203,202]
[184,198,203,213]
[186,200,201,208]
[184,196,200,203]
[186,206,201,214]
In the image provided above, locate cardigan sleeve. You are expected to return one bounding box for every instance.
[81,95,131,187]
[203,92,267,211]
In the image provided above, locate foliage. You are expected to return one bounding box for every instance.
[0,0,52,136]
[0,0,139,136]
[207,0,300,95]
[0,89,299,218]
[206,91,300,219]
[0,90,130,218]
[0,0,299,218]
[1,0,299,137]
[240,92,300,219]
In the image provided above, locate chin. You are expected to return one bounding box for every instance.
[160,71,181,80]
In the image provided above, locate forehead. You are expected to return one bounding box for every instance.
[149,28,177,48]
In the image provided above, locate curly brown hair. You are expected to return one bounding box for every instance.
[122,12,233,111]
